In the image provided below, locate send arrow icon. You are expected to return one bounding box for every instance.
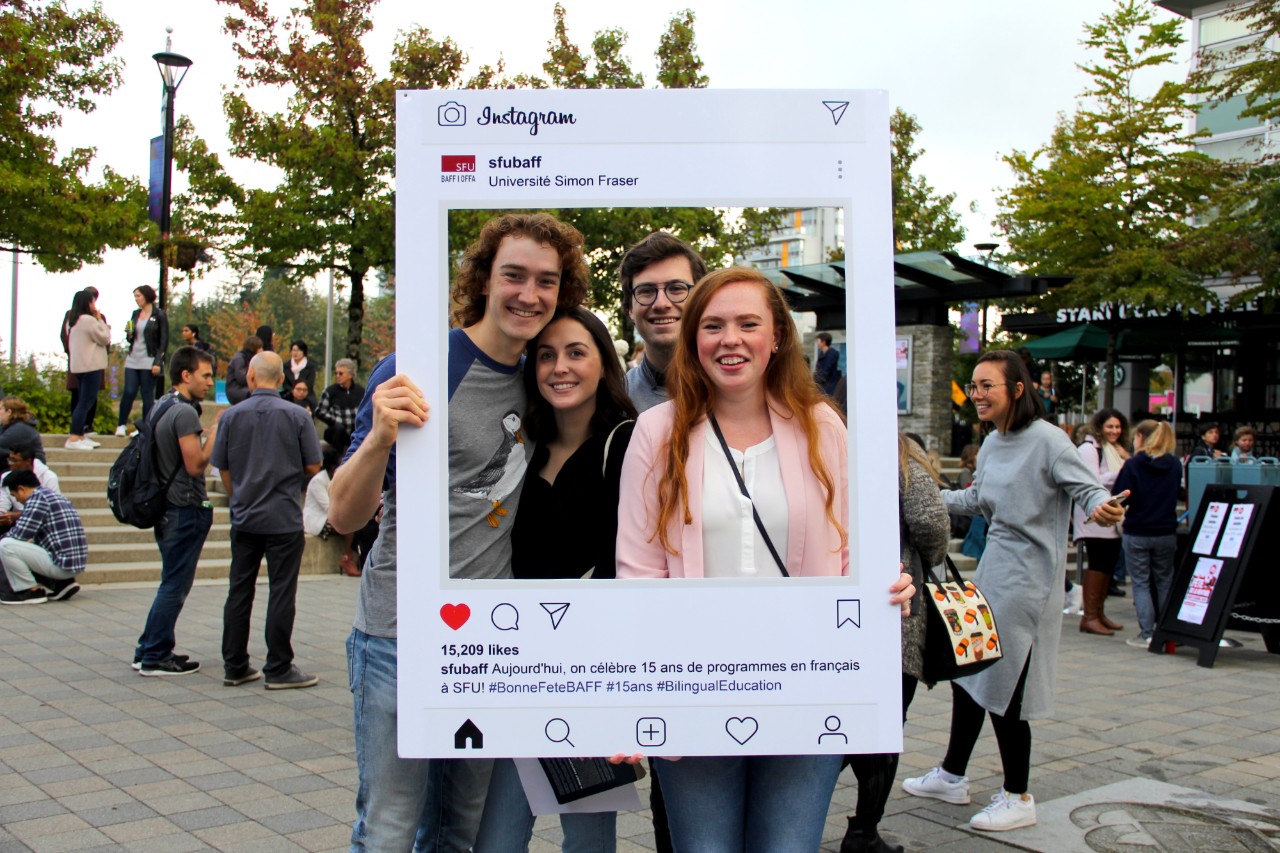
[540,602,570,630]
[822,100,849,126]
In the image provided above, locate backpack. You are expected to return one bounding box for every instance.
[106,395,185,529]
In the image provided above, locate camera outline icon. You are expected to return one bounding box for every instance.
[438,101,467,127]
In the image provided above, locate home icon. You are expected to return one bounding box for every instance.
[454,719,484,750]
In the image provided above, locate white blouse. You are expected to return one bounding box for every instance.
[701,431,787,578]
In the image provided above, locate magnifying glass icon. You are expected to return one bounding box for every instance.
[544,717,575,747]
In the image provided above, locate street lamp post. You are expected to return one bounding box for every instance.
[153,31,191,312]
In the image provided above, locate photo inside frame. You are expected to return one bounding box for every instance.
[440,204,850,585]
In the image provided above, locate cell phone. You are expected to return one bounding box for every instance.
[1084,493,1127,524]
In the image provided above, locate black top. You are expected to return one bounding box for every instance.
[511,421,634,580]
[283,359,318,397]
[0,420,45,463]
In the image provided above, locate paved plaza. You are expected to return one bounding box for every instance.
[2,575,1278,852]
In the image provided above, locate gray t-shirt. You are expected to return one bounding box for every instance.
[625,357,668,413]
[446,329,530,580]
[153,397,207,507]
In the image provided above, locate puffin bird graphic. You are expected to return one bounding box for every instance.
[453,410,526,526]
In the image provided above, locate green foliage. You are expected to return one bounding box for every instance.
[0,358,113,435]
[994,0,1235,405]
[0,1,148,272]
[655,10,709,89]
[890,109,965,252]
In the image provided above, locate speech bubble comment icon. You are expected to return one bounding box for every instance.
[491,603,519,631]
[440,603,470,631]
[836,599,861,629]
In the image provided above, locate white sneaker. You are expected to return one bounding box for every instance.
[902,766,971,804]
[86,438,101,447]
[969,790,1036,831]
[1062,585,1083,615]
[1126,634,1152,649]
[115,425,128,437]
[64,439,95,451]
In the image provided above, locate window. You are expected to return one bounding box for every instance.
[1199,10,1256,46]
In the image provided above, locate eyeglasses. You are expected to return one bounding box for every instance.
[631,280,692,306]
[964,382,1010,398]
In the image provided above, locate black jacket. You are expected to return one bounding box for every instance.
[0,420,45,463]
[1114,451,1183,536]
[126,307,169,370]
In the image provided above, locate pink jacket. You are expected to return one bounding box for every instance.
[617,399,849,578]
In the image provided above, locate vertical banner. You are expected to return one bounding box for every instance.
[395,90,901,758]
[895,336,913,414]
[147,135,164,225]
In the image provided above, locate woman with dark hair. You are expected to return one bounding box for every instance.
[286,379,317,415]
[0,398,47,463]
[1072,408,1130,635]
[283,340,317,397]
[614,268,914,851]
[66,290,111,450]
[255,325,274,352]
[475,306,638,852]
[903,349,1125,832]
[115,284,168,435]
[61,287,104,432]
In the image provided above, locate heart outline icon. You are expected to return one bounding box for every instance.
[725,716,758,745]
[440,603,471,631]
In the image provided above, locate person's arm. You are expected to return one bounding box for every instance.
[904,459,950,567]
[941,483,980,516]
[89,317,112,346]
[615,414,671,579]
[180,411,219,478]
[7,493,45,541]
[1053,442,1125,525]
[329,373,427,533]
[153,310,168,374]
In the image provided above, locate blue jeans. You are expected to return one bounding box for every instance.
[118,367,158,427]
[655,754,842,853]
[347,629,492,852]
[70,369,102,435]
[474,758,616,853]
[1123,533,1177,637]
[136,504,212,664]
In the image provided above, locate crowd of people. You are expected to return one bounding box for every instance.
[3,211,1259,851]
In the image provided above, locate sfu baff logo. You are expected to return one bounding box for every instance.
[442,155,476,173]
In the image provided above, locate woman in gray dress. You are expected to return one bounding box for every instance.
[902,350,1126,833]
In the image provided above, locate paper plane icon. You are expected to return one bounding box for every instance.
[823,100,849,126]
[540,602,570,630]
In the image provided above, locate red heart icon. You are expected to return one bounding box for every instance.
[440,603,470,631]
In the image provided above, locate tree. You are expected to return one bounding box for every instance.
[995,0,1231,407]
[890,109,965,252]
[0,1,146,274]
[181,0,490,369]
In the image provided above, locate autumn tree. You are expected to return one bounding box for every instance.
[995,0,1231,406]
[0,1,146,275]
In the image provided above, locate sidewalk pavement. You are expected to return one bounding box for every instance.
[2,576,1277,852]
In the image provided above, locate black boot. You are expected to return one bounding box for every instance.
[840,820,904,853]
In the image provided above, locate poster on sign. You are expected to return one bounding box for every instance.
[394,90,900,758]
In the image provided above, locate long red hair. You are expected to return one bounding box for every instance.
[652,267,846,554]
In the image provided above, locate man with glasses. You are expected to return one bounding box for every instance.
[619,232,708,413]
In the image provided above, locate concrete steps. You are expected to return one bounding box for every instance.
[40,433,340,585]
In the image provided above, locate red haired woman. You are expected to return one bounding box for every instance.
[616,267,913,851]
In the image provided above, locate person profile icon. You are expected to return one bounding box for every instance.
[818,715,848,745]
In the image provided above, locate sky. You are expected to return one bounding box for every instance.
[12,0,1193,366]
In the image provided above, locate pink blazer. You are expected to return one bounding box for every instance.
[616,399,849,578]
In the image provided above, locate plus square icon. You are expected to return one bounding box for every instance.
[636,717,666,748]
